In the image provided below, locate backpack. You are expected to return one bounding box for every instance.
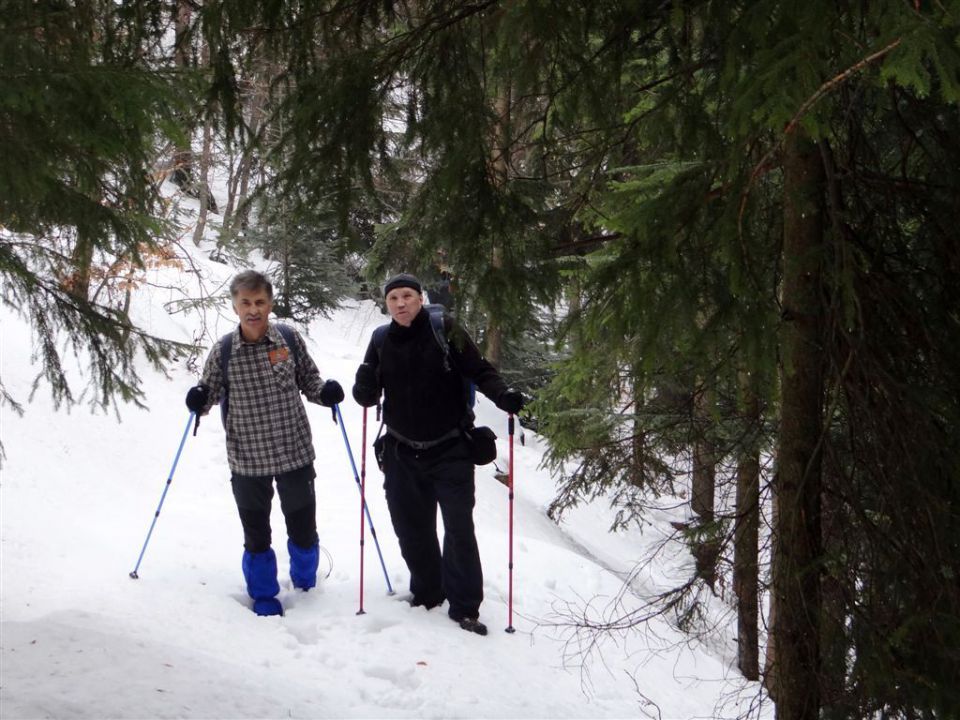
[371,304,476,409]
[218,323,299,428]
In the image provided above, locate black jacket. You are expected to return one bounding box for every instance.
[358,308,508,442]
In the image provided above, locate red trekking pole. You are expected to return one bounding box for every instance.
[336,405,393,595]
[358,407,368,615]
[506,413,516,633]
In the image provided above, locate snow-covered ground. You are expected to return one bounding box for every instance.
[1,238,770,719]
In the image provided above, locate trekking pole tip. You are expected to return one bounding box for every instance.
[129,571,139,579]
[505,626,516,634]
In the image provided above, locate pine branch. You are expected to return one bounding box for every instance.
[738,37,904,233]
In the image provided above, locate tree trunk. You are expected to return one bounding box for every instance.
[691,385,718,588]
[192,111,213,245]
[66,227,95,299]
[764,479,779,701]
[820,466,847,718]
[192,39,214,245]
[735,372,761,680]
[484,271,503,366]
[630,367,645,488]
[278,236,292,318]
[819,141,848,719]
[691,386,716,520]
[226,57,271,237]
[484,85,510,367]
[773,130,825,720]
[171,0,194,192]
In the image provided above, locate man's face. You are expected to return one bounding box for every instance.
[385,286,423,327]
[232,286,273,341]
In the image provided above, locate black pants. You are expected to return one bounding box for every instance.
[230,464,318,552]
[382,435,483,620]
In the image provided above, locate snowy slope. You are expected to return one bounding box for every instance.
[0,241,770,719]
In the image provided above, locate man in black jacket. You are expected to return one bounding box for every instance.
[352,273,523,635]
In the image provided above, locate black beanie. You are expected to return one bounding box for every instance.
[383,273,422,296]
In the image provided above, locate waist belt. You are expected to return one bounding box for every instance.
[387,426,461,450]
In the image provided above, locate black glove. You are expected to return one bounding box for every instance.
[319,379,345,407]
[185,384,210,413]
[355,362,377,388]
[352,363,380,407]
[496,387,525,415]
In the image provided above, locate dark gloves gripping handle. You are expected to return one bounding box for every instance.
[185,384,210,435]
[496,387,525,415]
[319,379,345,407]
[185,384,210,413]
[352,363,381,408]
[319,379,345,423]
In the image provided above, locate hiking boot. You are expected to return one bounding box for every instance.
[409,593,445,610]
[456,617,488,636]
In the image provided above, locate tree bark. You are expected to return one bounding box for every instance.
[66,227,95,299]
[171,0,194,192]
[192,110,213,245]
[773,129,825,720]
[484,85,510,366]
[226,56,271,237]
[819,466,847,717]
[691,386,716,520]
[735,372,760,680]
[764,478,779,701]
[192,38,214,245]
[818,141,848,719]
[691,385,718,588]
[630,367,645,488]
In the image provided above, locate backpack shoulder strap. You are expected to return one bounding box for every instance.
[219,332,233,427]
[372,323,390,359]
[425,305,475,409]
[425,305,452,371]
[219,332,233,388]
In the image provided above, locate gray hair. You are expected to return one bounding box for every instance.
[229,270,273,299]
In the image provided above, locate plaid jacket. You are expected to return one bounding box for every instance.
[198,323,326,476]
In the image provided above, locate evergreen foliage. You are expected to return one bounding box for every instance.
[239,195,358,323]
[4,0,960,715]
[229,1,956,714]
[1,0,196,414]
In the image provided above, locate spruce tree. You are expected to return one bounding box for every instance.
[240,194,358,323]
[1,0,197,413]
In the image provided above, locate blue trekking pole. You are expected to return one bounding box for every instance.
[335,404,395,595]
[129,412,194,579]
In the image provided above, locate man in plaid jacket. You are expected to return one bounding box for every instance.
[185,270,344,617]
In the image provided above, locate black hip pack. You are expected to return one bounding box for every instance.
[375,425,497,467]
